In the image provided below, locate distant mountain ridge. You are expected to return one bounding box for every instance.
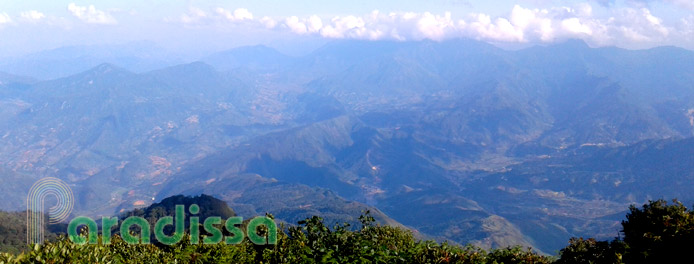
[203,45,293,72]
[1,39,694,253]
[0,42,184,80]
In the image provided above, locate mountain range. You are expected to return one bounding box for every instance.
[1,39,693,254]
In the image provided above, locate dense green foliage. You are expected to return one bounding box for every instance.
[622,199,694,263]
[0,212,62,255]
[0,212,31,255]
[0,212,551,264]
[122,194,236,223]
[555,238,626,264]
[4,199,694,263]
[120,194,237,238]
[556,199,694,263]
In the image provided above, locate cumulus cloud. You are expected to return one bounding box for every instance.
[561,18,592,35]
[679,15,694,44]
[0,12,11,25]
[168,4,685,48]
[260,16,277,29]
[178,7,256,25]
[180,7,207,24]
[320,15,367,38]
[20,10,45,22]
[682,15,694,33]
[282,11,458,41]
[215,8,253,21]
[307,15,323,33]
[282,15,324,34]
[284,16,308,34]
[465,13,524,42]
[269,3,679,48]
[416,12,455,40]
[67,3,117,24]
[464,5,674,45]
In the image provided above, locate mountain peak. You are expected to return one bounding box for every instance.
[120,194,236,220]
[555,39,591,50]
[177,61,215,71]
[36,62,132,82]
[67,63,135,81]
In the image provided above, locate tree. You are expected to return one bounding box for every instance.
[556,237,625,264]
[621,199,694,263]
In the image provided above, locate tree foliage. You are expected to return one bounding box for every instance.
[557,199,694,264]
[0,211,552,264]
[5,199,693,263]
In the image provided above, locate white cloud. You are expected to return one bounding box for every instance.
[282,4,673,48]
[215,8,253,21]
[320,15,366,38]
[285,16,308,34]
[561,18,592,35]
[287,11,456,41]
[20,10,45,22]
[180,7,207,24]
[168,4,684,48]
[459,5,611,43]
[67,3,117,24]
[260,16,277,29]
[283,15,325,34]
[235,8,254,20]
[679,15,694,45]
[641,8,668,36]
[598,7,669,43]
[416,12,455,40]
[465,13,525,42]
[307,15,323,33]
[682,15,694,35]
[178,7,258,26]
[0,12,11,25]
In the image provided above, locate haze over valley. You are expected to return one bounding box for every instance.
[1,38,694,253]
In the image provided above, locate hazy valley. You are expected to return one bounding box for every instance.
[1,39,694,254]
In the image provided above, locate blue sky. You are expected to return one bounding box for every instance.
[0,1,692,57]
